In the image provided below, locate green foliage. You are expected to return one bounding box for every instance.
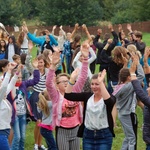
[0,0,22,25]
[0,0,150,26]
[36,0,103,26]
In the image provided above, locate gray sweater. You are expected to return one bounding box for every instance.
[37,101,52,125]
[113,64,144,115]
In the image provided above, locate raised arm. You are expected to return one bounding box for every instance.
[88,47,96,64]
[143,47,150,74]
[66,42,89,93]
[25,41,34,74]
[130,54,145,82]
[82,24,92,44]
[0,63,17,101]
[46,51,60,103]
[131,79,150,107]
[22,24,43,45]
[98,69,110,100]
[70,23,79,42]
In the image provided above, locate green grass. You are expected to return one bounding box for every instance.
[24,33,150,149]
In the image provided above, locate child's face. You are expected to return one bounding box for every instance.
[15,58,21,65]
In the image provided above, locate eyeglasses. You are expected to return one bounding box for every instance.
[57,80,69,84]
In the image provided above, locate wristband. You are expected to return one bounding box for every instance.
[68,81,75,85]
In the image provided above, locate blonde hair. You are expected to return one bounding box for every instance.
[37,90,50,116]
[56,73,70,84]
[127,44,142,59]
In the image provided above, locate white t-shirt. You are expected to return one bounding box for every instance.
[85,95,109,130]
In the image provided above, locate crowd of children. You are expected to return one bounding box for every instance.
[0,22,150,150]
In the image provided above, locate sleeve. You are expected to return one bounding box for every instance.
[132,80,150,107]
[25,52,34,74]
[72,52,81,69]
[93,35,100,48]
[24,69,40,87]
[27,32,43,45]
[0,72,11,101]
[46,69,59,103]
[64,92,90,102]
[88,47,96,64]
[49,35,58,46]
[72,61,88,92]
[136,64,145,82]
[101,49,112,63]
[6,74,18,95]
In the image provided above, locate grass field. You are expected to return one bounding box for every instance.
[25,33,150,150]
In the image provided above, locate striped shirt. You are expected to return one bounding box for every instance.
[33,69,48,92]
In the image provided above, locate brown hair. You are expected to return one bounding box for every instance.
[37,54,49,68]
[71,34,81,50]
[118,68,130,84]
[112,46,128,65]
[42,49,52,68]
[12,54,20,61]
[0,59,9,72]
[135,31,143,39]
[17,31,25,48]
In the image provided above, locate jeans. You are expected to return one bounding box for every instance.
[40,127,58,150]
[11,114,26,150]
[146,144,150,150]
[65,55,72,74]
[83,127,113,150]
[0,134,10,150]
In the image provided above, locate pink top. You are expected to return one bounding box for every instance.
[38,123,53,131]
[60,98,80,128]
[46,61,88,128]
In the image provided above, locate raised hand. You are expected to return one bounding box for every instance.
[51,51,60,66]
[108,24,113,30]
[98,69,106,83]
[60,25,63,30]
[53,46,60,52]
[82,24,86,30]
[22,25,28,33]
[16,64,24,73]
[107,38,113,44]
[118,24,123,32]
[127,24,132,32]
[53,25,57,30]
[80,41,90,59]
[8,62,17,71]
[97,29,102,35]
[130,53,139,73]
[45,29,50,35]
[75,23,79,30]
[70,68,80,82]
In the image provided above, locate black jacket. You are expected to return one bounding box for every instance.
[64,92,116,138]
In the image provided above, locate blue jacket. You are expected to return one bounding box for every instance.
[27,32,58,51]
[7,69,40,125]
[132,78,150,144]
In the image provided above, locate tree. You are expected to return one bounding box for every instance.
[0,0,23,26]
[36,0,103,26]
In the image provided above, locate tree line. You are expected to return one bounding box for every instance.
[0,0,149,26]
